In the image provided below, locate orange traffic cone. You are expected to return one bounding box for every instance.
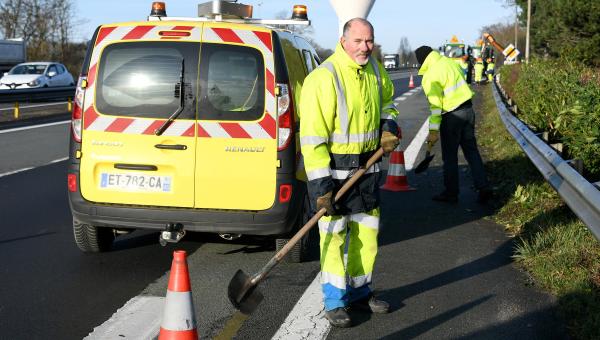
[408,74,415,88]
[381,146,416,191]
[159,250,198,340]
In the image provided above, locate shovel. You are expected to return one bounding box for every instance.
[227,148,385,314]
[414,141,435,174]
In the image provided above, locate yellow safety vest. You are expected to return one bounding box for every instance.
[299,43,398,213]
[418,51,474,130]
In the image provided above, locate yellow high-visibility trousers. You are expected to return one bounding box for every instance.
[319,208,380,311]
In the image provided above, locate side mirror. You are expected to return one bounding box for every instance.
[48,71,57,77]
[2,72,6,77]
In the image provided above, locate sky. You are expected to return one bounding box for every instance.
[72,0,517,54]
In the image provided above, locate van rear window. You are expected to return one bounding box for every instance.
[95,42,199,119]
[198,43,265,121]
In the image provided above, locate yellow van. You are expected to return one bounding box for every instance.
[67,1,320,262]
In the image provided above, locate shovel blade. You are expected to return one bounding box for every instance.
[227,269,264,314]
[414,153,435,174]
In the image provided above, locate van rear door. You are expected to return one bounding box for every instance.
[195,24,278,210]
[79,25,201,208]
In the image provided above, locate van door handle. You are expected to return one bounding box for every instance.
[154,144,188,150]
[114,164,158,171]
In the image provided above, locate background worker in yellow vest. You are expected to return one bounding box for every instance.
[486,58,496,82]
[474,58,484,84]
[300,18,400,328]
[414,45,492,203]
[459,55,469,80]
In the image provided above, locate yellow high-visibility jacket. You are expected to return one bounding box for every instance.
[299,43,399,214]
[418,51,474,131]
[474,62,485,82]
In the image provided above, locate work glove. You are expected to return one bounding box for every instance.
[427,130,439,145]
[316,191,335,216]
[380,131,400,155]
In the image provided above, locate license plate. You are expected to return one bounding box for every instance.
[100,173,172,192]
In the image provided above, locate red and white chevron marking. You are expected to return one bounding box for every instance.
[82,24,276,140]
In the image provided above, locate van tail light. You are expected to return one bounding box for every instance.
[67,173,77,192]
[279,184,292,203]
[276,83,294,151]
[71,76,87,143]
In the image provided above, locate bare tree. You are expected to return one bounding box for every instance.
[0,0,26,39]
[396,36,412,66]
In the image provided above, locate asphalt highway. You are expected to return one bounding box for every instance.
[0,72,568,339]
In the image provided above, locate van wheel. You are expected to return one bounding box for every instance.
[276,192,315,263]
[73,219,115,252]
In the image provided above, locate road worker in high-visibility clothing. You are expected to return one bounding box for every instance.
[486,58,496,82]
[474,57,484,84]
[459,55,469,80]
[299,18,399,328]
[414,45,491,203]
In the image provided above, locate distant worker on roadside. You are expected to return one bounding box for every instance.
[486,57,495,82]
[474,58,484,84]
[300,18,400,328]
[459,55,469,81]
[414,45,492,203]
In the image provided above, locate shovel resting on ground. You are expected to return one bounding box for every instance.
[227,148,385,314]
[414,141,435,174]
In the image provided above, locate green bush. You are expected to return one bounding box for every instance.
[499,60,600,178]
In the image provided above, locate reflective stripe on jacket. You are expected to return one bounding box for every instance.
[418,51,474,130]
[299,43,399,214]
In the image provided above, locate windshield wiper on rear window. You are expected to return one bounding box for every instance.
[155,59,185,136]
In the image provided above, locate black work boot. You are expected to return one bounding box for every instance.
[324,307,352,328]
[432,191,458,203]
[351,294,390,314]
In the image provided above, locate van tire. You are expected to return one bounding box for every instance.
[73,219,115,252]
[276,192,314,263]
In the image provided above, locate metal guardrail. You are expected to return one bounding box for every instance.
[0,86,75,103]
[492,75,600,241]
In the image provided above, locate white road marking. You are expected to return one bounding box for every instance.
[0,120,70,134]
[404,119,429,171]
[271,273,330,340]
[0,157,68,178]
[84,296,164,340]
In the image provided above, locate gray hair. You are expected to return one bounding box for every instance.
[342,18,374,38]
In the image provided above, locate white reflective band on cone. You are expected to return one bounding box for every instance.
[161,291,197,330]
[388,163,406,176]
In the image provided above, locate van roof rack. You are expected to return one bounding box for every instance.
[147,1,310,26]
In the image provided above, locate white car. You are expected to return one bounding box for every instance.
[0,62,75,90]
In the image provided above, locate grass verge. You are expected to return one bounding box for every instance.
[474,83,600,340]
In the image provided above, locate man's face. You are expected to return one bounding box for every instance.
[341,21,374,66]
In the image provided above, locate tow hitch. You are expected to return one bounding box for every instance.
[159,223,186,246]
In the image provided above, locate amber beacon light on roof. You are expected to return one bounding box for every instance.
[148,0,310,26]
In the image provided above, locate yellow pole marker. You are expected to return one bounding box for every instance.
[14,102,20,119]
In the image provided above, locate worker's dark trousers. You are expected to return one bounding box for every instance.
[439,103,489,196]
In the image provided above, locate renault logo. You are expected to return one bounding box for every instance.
[225,146,265,153]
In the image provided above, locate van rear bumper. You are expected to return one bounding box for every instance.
[69,176,306,236]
